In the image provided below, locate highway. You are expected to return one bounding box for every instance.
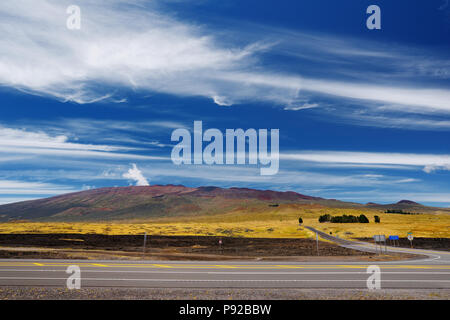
[0,259,449,289]
[305,226,450,263]
[0,230,449,289]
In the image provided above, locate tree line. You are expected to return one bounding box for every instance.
[318,213,375,223]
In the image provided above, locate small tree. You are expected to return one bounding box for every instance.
[358,214,369,223]
[374,215,380,223]
[298,217,303,225]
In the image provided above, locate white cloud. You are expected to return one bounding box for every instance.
[0,180,76,195]
[217,72,450,112]
[0,126,123,151]
[212,95,233,106]
[281,151,450,172]
[0,125,167,160]
[0,0,449,117]
[123,163,150,186]
[301,79,450,113]
[423,164,450,173]
[329,112,450,130]
[284,103,319,111]
[0,0,261,104]
[139,163,417,188]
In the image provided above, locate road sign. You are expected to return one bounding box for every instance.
[407,233,414,248]
[388,235,399,247]
[373,235,387,254]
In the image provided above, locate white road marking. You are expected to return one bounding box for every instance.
[0,277,449,283]
[0,269,449,275]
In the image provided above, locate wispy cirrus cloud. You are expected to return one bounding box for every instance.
[281,151,450,173]
[0,0,449,121]
[0,126,125,152]
[284,102,319,111]
[0,125,167,160]
[0,179,78,205]
[0,0,263,104]
[0,180,76,195]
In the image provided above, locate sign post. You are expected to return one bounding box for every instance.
[407,233,414,248]
[143,232,147,254]
[373,235,378,254]
[373,235,386,254]
[316,232,319,256]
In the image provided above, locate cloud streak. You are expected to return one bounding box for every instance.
[281,151,450,173]
[0,0,448,118]
[0,180,76,195]
[0,125,167,160]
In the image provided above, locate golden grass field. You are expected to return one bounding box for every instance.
[0,204,449,239]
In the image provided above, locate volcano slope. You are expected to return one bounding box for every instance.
[0,185,335,222]
[0,185,448,241]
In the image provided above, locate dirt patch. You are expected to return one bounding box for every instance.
[358,237,450,251]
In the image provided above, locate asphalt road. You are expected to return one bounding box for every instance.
[0,229,449,289]
[305,226,450,263]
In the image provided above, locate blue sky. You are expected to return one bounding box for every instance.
[0,0,449,206]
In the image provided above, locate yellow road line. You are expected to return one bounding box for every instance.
[0,262,449,269]
[152,264,173,268]
[214,265,236,268]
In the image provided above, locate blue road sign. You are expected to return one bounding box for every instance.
[389,235,399,240]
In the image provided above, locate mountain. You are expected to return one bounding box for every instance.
[364,199,445,214]
[396,200,422,205]
[1,185,446,222]
[0,185,329,222]
[366,199,423,208]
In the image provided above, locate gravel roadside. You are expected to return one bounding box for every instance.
[0,287,448,300]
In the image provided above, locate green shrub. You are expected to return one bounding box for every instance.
[331,215,358,223]
[319,214,332,223]
[358,214,369,223]
[385,209,419,215]
[320,214,370,223]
